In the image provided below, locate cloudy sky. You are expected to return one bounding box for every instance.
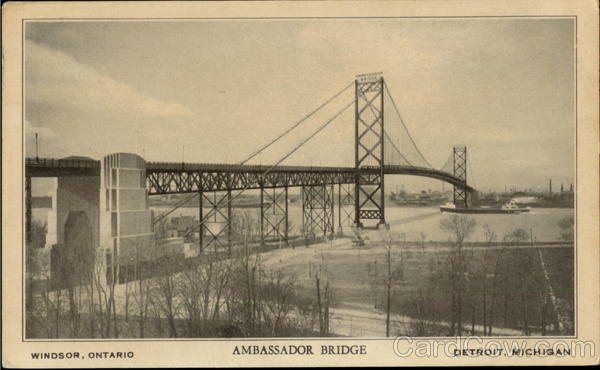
[25,18,575,192]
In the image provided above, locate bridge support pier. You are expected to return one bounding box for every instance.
[227,190,232,256]
[302,185,334,241]
[337,183,354,235]
[330,183,335,235]
[285,186,289,243]
[338,183,341,233]
[261,186,288,247]
[201,191,231,254]
[198,190,203,253]
[260,186,264,246]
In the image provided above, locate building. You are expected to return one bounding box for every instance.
[28,152,186,286]
[99,153,154,283]
[167,215,197,240]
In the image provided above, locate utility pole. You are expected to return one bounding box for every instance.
[181,145,185,169]
[35,133,39,160]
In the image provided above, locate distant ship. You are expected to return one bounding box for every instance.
[395,199,433,206]
[440,201,531,214]
[392,191,448,207]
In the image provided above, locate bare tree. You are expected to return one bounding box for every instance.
[478,225,496,336]
[309,256,335,336]
[487,239,507,336]
[76,247,115,338]
[382,231,404,337]
[240,243,263,336]
[557,216,574,242]
[148,217,182,337]
[178,264,203,337]
[28,246,57,339]
[405,287,444,337]
[501,228,529,334]
[261,269,297,336]
[153,258,180,337]
[439,215,476,336]
[26,221,47,326]
[25,221,52,338]
[129,243,154,338]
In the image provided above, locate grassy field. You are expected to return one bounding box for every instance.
[261,238,574,336]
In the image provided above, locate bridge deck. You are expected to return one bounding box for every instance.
[25,158,100,177]
[25,158,475,194]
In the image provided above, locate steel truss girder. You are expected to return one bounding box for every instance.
[355,77,386,226]
[144,165,475,195]
[453,146,469,208]
[261,186,288,243]
[359,209,382,220]
[302,185,334,238]
[146,169,354,195]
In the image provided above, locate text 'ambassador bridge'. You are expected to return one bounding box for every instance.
[25,73,477,279]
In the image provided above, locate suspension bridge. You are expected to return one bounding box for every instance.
[25,73,476,270]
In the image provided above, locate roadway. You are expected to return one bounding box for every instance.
[24,157,475,193]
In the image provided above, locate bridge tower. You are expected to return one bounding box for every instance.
[354,73,386,227]
[452,146,469,208]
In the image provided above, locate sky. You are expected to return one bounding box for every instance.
[25,18,575,192]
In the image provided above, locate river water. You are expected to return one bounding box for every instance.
[151,205,573,242]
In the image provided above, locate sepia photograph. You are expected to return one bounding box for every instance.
[22,16,576,340]
[3,0,599,367]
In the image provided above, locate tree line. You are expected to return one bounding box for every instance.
[25,214,335,339]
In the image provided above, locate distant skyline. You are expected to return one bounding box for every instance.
[25,18,575,192]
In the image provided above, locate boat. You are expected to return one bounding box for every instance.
[393,191,448,207]
[440,201,531,214]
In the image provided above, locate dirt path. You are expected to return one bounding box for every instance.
[328,303,526,337]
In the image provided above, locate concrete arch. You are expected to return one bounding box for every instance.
[51,211,94,287]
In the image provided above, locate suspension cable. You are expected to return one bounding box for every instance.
[240,81,353,165]
[383,82,432,168]
[467,153,476,188]
[383,131,414,167]
[183,99,354,237]
[363,101,415,168]
[154,81,352,225]
[266,100,354,172]
[440,151,453,172]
